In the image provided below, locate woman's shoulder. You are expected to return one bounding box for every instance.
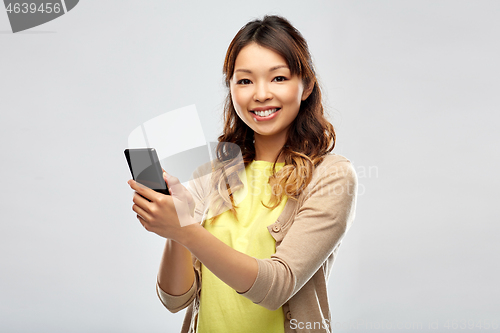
[316,153,355,172]
[310,153,357,186]
[320,153,351,165]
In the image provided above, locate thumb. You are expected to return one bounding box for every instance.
[163,170,175,184]
[163,171,180,195]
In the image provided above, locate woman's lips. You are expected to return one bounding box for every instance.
[250,108,281,122]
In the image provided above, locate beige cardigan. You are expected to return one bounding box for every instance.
[156,154,358,333]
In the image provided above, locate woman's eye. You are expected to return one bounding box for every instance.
[273,76,287,82]
[237,79,251,85]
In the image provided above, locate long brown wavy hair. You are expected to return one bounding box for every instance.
[205,15,336,225]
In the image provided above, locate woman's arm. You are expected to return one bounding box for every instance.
[155,238,198,313]
[157,238,195,296]
[236,159,358,310]
[177,223,259,294]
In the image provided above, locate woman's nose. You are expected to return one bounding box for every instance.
[253,82,272,102]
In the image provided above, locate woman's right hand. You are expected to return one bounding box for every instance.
[128,171,198,241]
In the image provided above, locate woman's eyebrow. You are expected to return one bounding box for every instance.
[235,65,289,74]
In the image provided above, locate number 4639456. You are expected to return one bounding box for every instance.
[6,3,62,14]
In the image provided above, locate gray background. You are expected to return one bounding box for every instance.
[1,0,499,332]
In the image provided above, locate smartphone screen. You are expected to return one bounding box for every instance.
[124,148,170,195]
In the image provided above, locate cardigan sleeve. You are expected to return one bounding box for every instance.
[237,159,358,311]
[156,276,197,313]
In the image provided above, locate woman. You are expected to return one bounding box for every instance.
[128,15,358,333]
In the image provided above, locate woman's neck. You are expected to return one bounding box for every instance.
[253,132,286,163]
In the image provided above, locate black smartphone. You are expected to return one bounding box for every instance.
[124,148,170,196]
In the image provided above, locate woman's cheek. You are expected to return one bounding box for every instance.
[233,94,250,116]
[230,87,240,105]
[288,85,302,104]
[232,96,244,115]
[232,98,249,124]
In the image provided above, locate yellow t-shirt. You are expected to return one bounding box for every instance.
[197,160,288,333]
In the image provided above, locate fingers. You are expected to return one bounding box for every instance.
[136,213,151,231]
[137,214,146,227]
[132,192,152,214]
[128,179,156,202]
[132,200,151,223]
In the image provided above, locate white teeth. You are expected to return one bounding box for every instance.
[254,108,278,117]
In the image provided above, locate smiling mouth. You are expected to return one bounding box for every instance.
[250,108,281,117]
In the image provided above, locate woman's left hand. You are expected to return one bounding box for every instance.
[127,171,196,241]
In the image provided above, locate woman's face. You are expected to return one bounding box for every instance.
[230,43,312,143]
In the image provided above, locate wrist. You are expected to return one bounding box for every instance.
[175,221,203,247]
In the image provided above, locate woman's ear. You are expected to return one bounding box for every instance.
[301,81,314,101]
